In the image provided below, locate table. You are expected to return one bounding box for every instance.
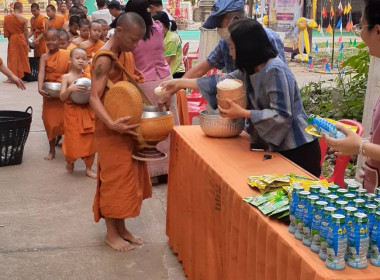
[166,126,379,280]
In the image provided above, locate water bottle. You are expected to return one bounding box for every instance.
[295,191,310,240]
[344,193,356,207]
[348,184,360,194]
[344,207,357,261]
[375,187,380,198]
[354,199,366,213]
[311,201,328,253]
[319,206,337,261]
[289,185,304,234]
[370,211,380,266]
[307,114,345,139]
[309,185,321,195]
[319,189,331,202]
[356,189,367,199]
[326,214,347,270]
[335,200,348,215]
[326,194,339,207]
[328,184,340,195]
[336,188,348,199]
[365,193,376,204]
[347,213,369,268]
[302,195,319,246]
[365,204,377,257]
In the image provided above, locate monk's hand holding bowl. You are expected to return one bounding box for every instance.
[38,88,50,98]
[69,82,86,93]
[218,99,250,119]
[322,124,362,156]
[110,116,139,137]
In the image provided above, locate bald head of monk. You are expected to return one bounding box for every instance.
[45,28,60,52]
[14,2,23,12]
[58,28,70,49]
[31,3,40,17]
[46,4,57,19]
[114,12,146,52]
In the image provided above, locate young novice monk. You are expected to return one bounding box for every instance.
[38,28,70,160]
[96,19,109,42]
[79,21,104,61]
[30,3,47,57]
[46,4,65,29]
[60,47,96,178]
[67,15,80,42]
[71,19,90,46]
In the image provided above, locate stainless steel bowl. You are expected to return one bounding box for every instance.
[142,105,171,119]
[43,82,61,98]
[199,110,244,138]
[71,77,91,104]
[28,37,34,49]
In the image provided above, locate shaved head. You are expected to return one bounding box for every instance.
[46,28,59,37]
[117,12,146,32]
[70,47,86,57]
[14,2,22,10]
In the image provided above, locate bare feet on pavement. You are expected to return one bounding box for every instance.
[66,162,74,173]
[86,168,97,179]
[117,228,143,245]
[44,151,55,161]
[105,235,135,251]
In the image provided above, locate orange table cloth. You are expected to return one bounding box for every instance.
[166,126,380,280]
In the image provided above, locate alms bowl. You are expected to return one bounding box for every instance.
[71,78,91,104]
[43,82,61,98]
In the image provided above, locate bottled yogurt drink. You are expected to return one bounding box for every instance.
[356,189,367,198]
[302,195,319,246]
[365,204,377,257]
[336,188,348,198]
[289,185,304,234]
[309,185,321,195]
[326,214,347,270]
[319,189,331,201]
[295,191,310,240]
[370,211,380,266]
[374,198,380,210]
[347,213,369,268]
[319,207,337,261]
[353,199,366,213]
[311,201,328,253]
[365,193,376,204]
[344,207,357,261]
[335,200,348,215]
[326,194,339,207]
[328,184,340,194]
[348,184,360,194]
[375,187,380,199]
[344,193,356,207]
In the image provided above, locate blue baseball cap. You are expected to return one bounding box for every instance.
[202,0,244,29]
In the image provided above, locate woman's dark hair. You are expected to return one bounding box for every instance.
[124,0,153,40]
[152,11,174,31]
[229,18,278,74]
[364,0,380,30]
[170,20,177,31]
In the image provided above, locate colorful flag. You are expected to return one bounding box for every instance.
[326,24,333,36]
[349,38,353,46]
[336,18,342,28]
[317,24,321,32]
[309,61,314,70]
[340,22,343,33]
[325,63,331,73]
[325,40,329,47]
[344,5,347,15]
[322,7,327,18]
[338,52,344,61]
[338,1,343,13]
[330,7,335,17]
[353,39,357,47]
[338,35,343,43]
[339,42,344,52]
[347,3,352,13]
[255,3,258,11]
[323,57,328,64]
[314,43,319,52]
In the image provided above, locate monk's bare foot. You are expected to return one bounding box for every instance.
[66,162,74,173]
[105,235,135,251]
[44,151,55,161]
[86,168,97,179]
[118,228,143,245]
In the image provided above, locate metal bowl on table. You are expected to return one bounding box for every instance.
[42,82,61,98]
[199,110,244,138]
[71,77,91,104]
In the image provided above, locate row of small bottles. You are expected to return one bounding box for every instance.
[289,183,380,270]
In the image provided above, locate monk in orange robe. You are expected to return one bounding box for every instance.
[59,2,69,21]
[71,19,90,46]
[30,3,47,57]
[60,48,96,178]
[46,4,65,29]
[79,21,104,61]
[38,28,70,160]
[90,13,151,251]
[3,2,30,80]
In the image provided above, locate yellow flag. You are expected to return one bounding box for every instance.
[347,3,352,13]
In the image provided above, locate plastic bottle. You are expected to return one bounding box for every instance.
[375,198,380,210]
[354,199,366,213]
[295,191,310,240]
[309,185,321,195]
[348,184,360,194]
[307,114,345,139]
[365,204,377,258]
[336,188,348,199]
[319,206,337,261]
[302,195,319,246]
[289,185,304,234]
[356,189,367,199]
[344,206,357,261]
[326,214,347,270]
[328,184,340,195]
[365,193,376,205]
[335,200,348,215]
[347,213,369,268]
[326,194,339,207]
[370,211,380,266]
[375,187,380,198]
[344,193,356,207]
[311,201,328,253]
[319,189,331,202]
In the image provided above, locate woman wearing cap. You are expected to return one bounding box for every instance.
[323,0,380,193]
[160,18,321,177]
[122,0,180,183]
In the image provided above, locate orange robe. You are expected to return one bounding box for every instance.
[62,12,69,22]
[84,40,105,60]
[31,14,47,57]
[62,73,95,165]
[48,15,65,29]
[3,14,30,78]
[42,50,70,141]
[67,44,77,51]
[92,50,151,222]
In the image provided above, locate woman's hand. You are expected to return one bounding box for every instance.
[109,116,139,136]
[10,75,26,90]
[322,124,363,156]
[158,80,181,109]
[218,99,250,119]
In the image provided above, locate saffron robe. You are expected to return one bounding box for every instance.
[92,50,151,222]
[42,50,70,141]
[3,14,30,78]
[84,40,105,60]
[31,14,47,57]
[48,15,65,29]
